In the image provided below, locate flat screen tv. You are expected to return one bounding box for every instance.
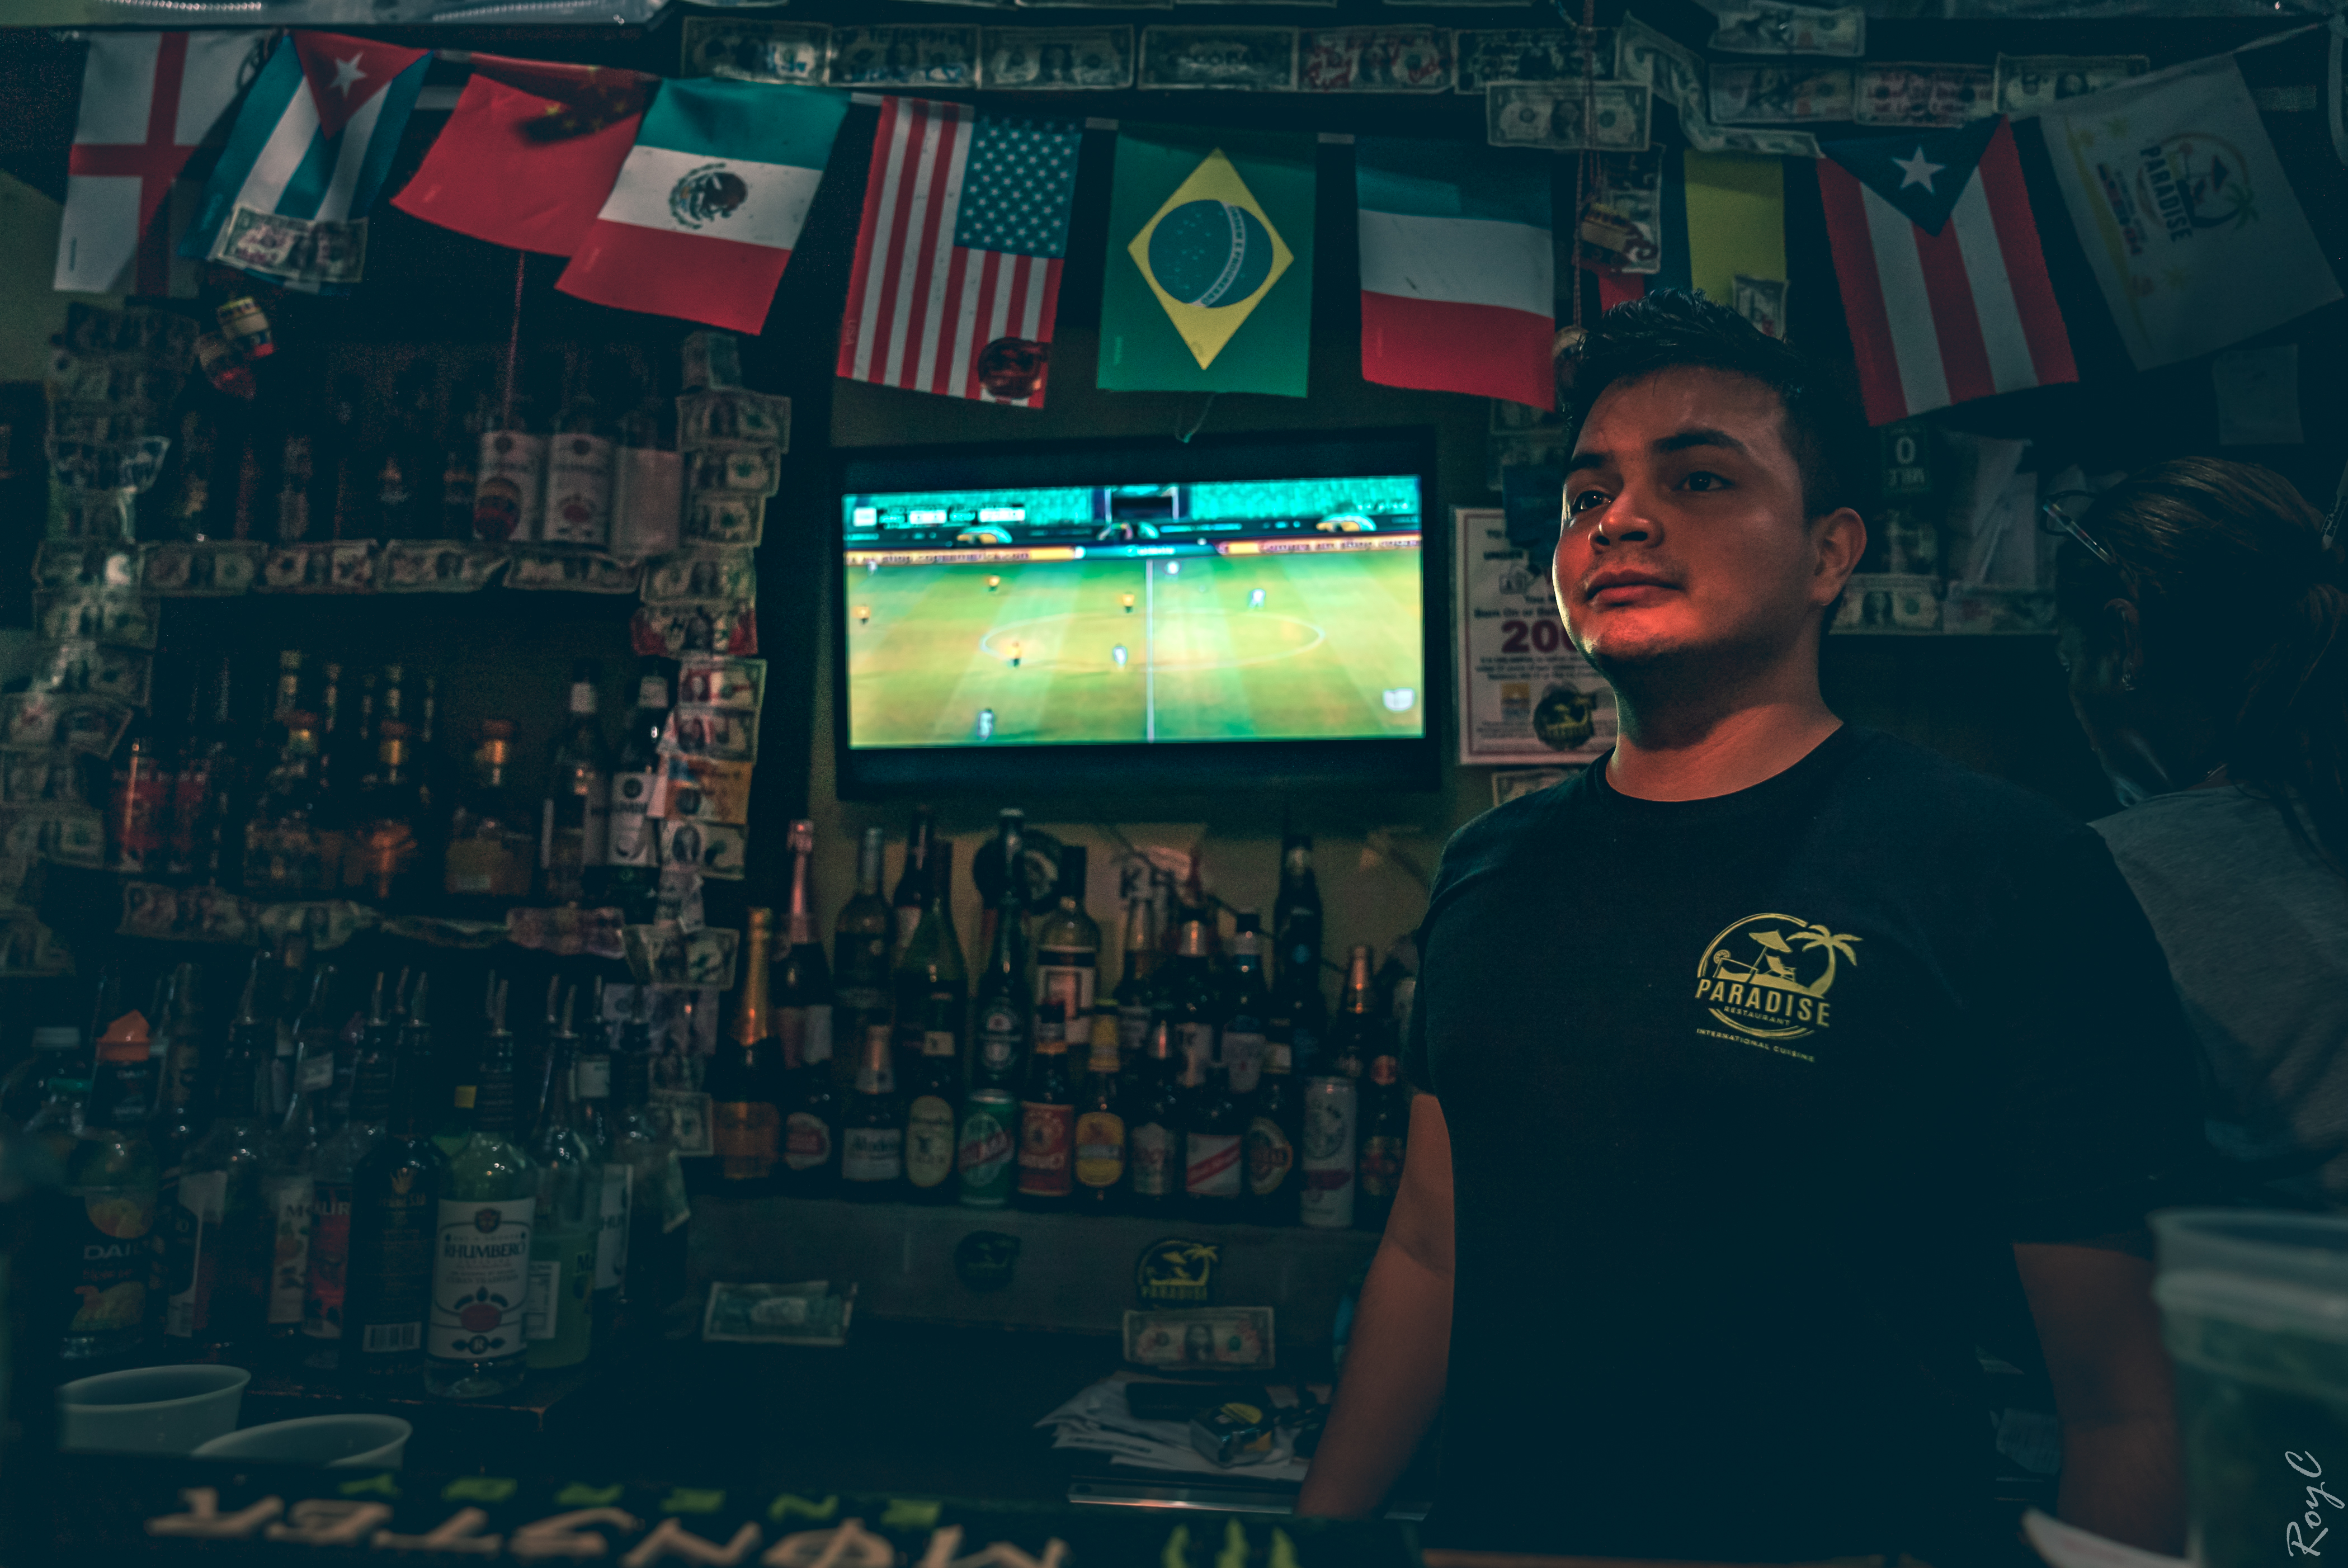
[833,429,1441,797]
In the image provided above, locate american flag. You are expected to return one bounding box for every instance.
[836,98,1085,408]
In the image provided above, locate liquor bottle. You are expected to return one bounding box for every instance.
[1073,1009,1127,1213]
[610,999,692,1343]
[1111,886,1156,1059]
[540,663,611,905]
[441,375,492,540]
[265,970,337,1352]
[275,428,313,544]
[59,1016,159,1363]
[900,992,961,1205]
[342,992,446,1380]
[1325,946,1376,1083]
[167,654,238,882]
[544,353,615,547]
[371,358,439,540]
[301,977,395,1370]
[1163,906,1220,1089]
[312,664,355,879]
[1034,845,1101,1037]
[443,720,536,905]
[243,714,329,896]
[171,406,219,539]
[525,987,598,1370]
[23,1076,88,1171]
[473,389,545,543]
[1356,1032,1409,1233]
[1015,1002,1074,1211]
[433,976,482,1159]
[890,809,936,951]
[343,721,429,906]
[706,908,784,1193]
[232,429,264,539]
[782,1008,841,1197]
[970,811,1030,1091]
[107,707,171,874]
[1220,911,1271,1102]
[1247,1029,1303,1227]
[150,964,208,1182]
[427,978,537,1400]
[323,374,368,539]
[1181,1028,1244,1217]
[162,960,279,1356]
[605,665,669,916]
[833,826,894,1048]
[1274,834,1323,999]
[1125,1018,1182,1216]
[890,839,964,1090]
[571,985,626,1344]
[775,820,837,1098]
[609,391,681,560]
[840,1022,902,1200]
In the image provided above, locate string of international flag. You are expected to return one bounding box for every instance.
[52,27,2344,426]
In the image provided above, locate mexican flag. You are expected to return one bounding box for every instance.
[555,78,850,333]
[1096,124,1316,398]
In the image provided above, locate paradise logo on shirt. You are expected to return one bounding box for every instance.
[1693,913,1861,1046]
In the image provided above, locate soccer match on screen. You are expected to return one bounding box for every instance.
[842,475,1426,749]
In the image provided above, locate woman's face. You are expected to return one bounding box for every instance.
[2057,610,2170,806]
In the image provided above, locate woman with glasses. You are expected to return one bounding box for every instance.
[2049,457,2348,1211]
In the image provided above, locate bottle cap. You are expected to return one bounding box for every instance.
[30,1026,79,1051]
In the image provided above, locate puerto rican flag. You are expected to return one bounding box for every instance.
[1354,136,1555,410]
[54,32,265,296]
[1817,117,2077,426]
[836,97,1085,408]
[179,32,432,295]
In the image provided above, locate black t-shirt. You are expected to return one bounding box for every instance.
[1402,725,2216,1566]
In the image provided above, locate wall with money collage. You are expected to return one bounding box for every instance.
[7,304,776,996]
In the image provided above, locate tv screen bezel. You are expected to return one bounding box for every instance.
[830,426,1445,801]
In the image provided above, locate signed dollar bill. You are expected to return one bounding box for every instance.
[1680,98,1822,158]
[1456,29,1607,94]
[1487,81,1650,151]
[646,549,757,605]
[689,20,830,83]
[209,205,366,290]
[35,591,158,649]
[1856,63,1994,127]
[1708,1,1863,58]
[1614,15,1703,112]
[1993,54,2147,118]
[1139,26,1298,89]
[1301,26,1450,92]
[703,1282,855,1346]
[979,25,1134,88]
[676,389,791,451]
[1123,1307,1276,1370]
[1709,65,1852,124]
[687,446,781,498]
[828,25,979,88]
[623,923,741,989]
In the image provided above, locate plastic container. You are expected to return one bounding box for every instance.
[2151,1208,2348,1568]
[193,1413,412,1469]
[58,1364,250,1454]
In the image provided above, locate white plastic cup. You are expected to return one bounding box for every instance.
[2151,1208,2348,1568]
[192,1413,412,1469]
[58,1364,251,1454]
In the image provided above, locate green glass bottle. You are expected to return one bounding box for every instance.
[426,977,536,1400]
[525,986,598,1371]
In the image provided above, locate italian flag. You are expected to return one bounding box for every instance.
[555,79,850,333]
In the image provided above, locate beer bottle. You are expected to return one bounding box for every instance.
[426,978,536,1400]
[1324,946,1376,1083]
[301,974,397,1369]
[1073,1009,1127,1213]
[1356,980,1411,1233]
[1220,911,1271,1102]
[610,996,692,1343]
[782,1010,841,1197]
[1182,1029,1244,1216]
[539,662,611,904]
[890,808,935,950]
[706,908,785,1194]
[266,969,337,1353]
[1246,1027,1302,1227]
[1015,1002,1074,1210]
[841,1023,903,1200]
[162,957,278,1357]
[775,822,837,1099]
[1125,1018,1182,1216]
[1164,906,1219,1084]
[149,962,209,1187]
[901,993,961,1204]
[970,811,1030,1092]
[1274,834,1323,996]
[572,983,630,1345]
[890,839,964,1090]
[525,987,598,1370]
[1034,845,1101,1035]
[341,990,445,1380]
[834,825,894,1048]
[1112,882,1157,1059]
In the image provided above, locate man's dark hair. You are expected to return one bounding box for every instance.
[1560,288,1869,522]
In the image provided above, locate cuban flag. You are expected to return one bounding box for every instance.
[1816,117,2077,426]
[54,32,265,297]
[1355,136,1555,410]
[557,79,851,334]
[179,32,431,295]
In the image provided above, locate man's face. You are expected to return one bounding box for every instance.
[1555,366,1859,677]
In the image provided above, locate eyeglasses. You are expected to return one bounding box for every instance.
[2037,490,2119,569]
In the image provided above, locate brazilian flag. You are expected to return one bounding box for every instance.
[1097,125,1316,398]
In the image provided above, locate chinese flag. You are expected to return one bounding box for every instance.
[391,55,652,257]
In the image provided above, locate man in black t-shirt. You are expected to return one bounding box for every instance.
[1296,292,2210,1565]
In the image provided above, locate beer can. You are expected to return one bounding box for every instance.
[1299,1076,1356,1230]
[216,295,274,358]
[958,1089,1017,1208]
